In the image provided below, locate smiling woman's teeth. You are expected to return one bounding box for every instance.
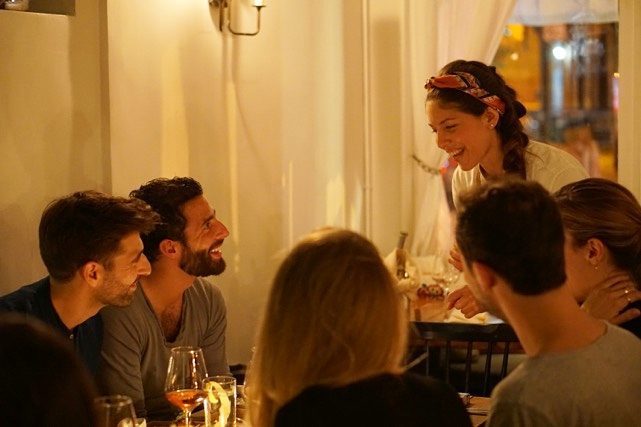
[449,149,464,157]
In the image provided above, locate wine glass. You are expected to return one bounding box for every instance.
[164,346,209,427]
[442,262,461,291]
[94,395,137,427]
[429,256,456,290]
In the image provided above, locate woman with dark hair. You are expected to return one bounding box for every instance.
[0,314,98,426]
[426,60,589,314]
[555,178,641,338]
[425,60,588,211]
[247,228,471,427]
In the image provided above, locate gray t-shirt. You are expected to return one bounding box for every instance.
[488,323,641,427]
[98,278,229,420]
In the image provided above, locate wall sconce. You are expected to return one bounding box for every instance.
[209,0,266,36]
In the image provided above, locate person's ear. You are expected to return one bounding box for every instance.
[471,261,497,292]
[484,108,500,129]
[585,238,606,268]
[159,239,180,258]
[80,261,103,288]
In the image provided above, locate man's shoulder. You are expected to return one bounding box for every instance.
[101,287,150,325]
[0,277,50,313]
[185,278,227,327]
[600,323,641,356]
[491,363,530,398]
[495,325,641,397]
[189,277,225,302]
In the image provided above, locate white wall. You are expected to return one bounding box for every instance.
[0,0,107,288]
[0,0,379,366]
[367,1,404,249]
[44,0,382,364]
[103,0,403,364]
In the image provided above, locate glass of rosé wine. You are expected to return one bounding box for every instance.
[164,346,209,427]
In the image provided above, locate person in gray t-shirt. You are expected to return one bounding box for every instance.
[454,179,641,427]
[99,177,231,421]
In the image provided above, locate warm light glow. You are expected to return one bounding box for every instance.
[552,45,568,60]
[510,52,519,61]
[506,24,525,42]
[252,0,264,6]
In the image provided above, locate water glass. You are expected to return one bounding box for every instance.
[94,395,137,427]
[204,375,237,426]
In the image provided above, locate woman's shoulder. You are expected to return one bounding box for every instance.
[275,372,470,427]
[399,371,455,391]
[525,140,589,192]
[398,372,468,406]
[525,140,585,168]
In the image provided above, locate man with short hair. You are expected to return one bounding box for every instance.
[456,179,641,426]
[99,177,230,421]
[0,191,160,374]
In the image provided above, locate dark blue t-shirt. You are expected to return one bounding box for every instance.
[0,277,103,375]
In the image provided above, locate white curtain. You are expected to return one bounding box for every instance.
[402,0,516,257]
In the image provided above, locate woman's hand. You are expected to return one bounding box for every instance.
[448,245,463,272]
[446,285,486,318]
[581,273,641,325]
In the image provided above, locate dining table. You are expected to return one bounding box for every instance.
[467,396,491,427]
[147,399,487,427]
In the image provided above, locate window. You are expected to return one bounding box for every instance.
[493,22,618,179]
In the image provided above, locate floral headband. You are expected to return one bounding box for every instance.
[425,71,506,115]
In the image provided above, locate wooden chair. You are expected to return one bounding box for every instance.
[410,321,521,396]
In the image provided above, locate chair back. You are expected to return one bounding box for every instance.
[411,322,520,396]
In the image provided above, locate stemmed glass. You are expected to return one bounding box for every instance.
[442,262,461,290]
[164,346,209,427]
[432,255,461,294]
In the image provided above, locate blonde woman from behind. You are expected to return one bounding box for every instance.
[247,228,471,427]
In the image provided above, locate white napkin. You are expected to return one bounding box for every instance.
[446,308,488,324]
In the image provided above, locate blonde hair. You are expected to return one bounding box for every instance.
[247,228,407,427]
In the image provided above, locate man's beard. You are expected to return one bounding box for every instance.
[180,244,226,277]
[98,275,137,307]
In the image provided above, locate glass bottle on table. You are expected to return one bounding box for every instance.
[395,231,409,280]
[164,346,209,427]
[395,231,414,317]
